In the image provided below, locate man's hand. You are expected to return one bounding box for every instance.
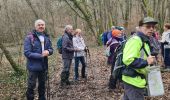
[74,48,80,52]
[147,55,155,65]
[42,50,49,57]
[164,41,169,45]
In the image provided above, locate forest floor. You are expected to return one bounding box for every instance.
[1,46,170,100]
[49,46,170,100]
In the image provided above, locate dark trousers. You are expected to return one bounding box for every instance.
[123,82,144,100]
[161,43,164,58]
[74,56,86,80]
[108,55,117,89]
[164,46,170,67]
[26,71,46,100]
[60,59,72,84]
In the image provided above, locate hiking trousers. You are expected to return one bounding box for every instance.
[60,59,72,84]
[74,56,86,80]
[26,71,46,100]
[122,82,145,100]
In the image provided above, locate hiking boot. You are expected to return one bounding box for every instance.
[74,78,79,81]
[60,81,66,87]
[65,80,70,85]
[81,76,87,81]
[82,75,87,79]
[108,86,116,90]
[108,88,116,92]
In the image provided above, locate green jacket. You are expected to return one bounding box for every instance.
[122,35,150,88]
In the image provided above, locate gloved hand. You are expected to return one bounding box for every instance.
[164,41,169,45]
[84,48,87,52]
[84,46,88,52]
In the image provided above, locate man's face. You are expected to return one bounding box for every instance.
[35,22,45,32]
[140,23,156,37]
[67,27,73,34]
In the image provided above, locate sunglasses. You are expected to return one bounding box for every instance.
[143,25,156,29]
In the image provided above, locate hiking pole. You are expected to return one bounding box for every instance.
[85,46,95,79]
[85,46,88,78]
[46,70,50,100]
[86,46,91,64]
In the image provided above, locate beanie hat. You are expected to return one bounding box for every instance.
[112,29,122,37]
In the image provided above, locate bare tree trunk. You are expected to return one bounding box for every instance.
[168,0,170,22]
[0,52,3,66]
[0,42,24,75]
[124,0,130,28]
[25,0,39,19]
[64,0,98,44]
[139,0,148,17]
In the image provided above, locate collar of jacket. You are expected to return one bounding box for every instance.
[65,31,73,40]
[112,36,123,41]
[136,32,150,43]
[32,29,49,37]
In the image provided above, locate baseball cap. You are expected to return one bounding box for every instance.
[142,17,158,24]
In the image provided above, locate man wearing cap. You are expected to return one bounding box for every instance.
[122,17,157,100]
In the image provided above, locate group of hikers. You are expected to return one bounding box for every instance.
[23,17,170,100]
[103,17,170,100]
[24,20,88,100]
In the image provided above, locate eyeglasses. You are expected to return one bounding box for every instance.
[143,25,156,29]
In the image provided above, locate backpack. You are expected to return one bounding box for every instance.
[27,32,35,46]
[112,36,145,81]
[149,36,160,56]
[101,31,109,45]
[56,36,63,54]
[112,40,127,80]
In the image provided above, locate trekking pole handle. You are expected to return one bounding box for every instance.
[85,46,90,56]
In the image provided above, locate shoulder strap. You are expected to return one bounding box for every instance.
[138,36,149,57]
[28,32,35,46]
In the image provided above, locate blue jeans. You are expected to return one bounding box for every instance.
[26,71,46,100]
[74,56,86,80]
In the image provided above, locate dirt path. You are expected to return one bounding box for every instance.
[49,47,170,100]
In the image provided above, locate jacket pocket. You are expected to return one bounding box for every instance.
[28,59,44,71]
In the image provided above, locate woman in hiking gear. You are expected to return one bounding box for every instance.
[107,29,123,90]
[161,23,170,69]
[73,29,87,80]
[106,29,122,65]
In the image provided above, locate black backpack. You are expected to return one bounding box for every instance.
[112,40,127,80]
[149,36,160,56]
[112,36,146,81]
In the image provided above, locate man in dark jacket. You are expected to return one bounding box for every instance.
[60,25,78,86]
[24,19,53,100]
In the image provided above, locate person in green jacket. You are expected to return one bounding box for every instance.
[122,17,158,100]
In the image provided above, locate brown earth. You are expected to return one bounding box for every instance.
[49,47,170,100]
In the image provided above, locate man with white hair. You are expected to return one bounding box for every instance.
[60,25,78,86]
[24,19,53,100]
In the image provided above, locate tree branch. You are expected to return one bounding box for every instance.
[64,0,86,20]
[25,0,39,19]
